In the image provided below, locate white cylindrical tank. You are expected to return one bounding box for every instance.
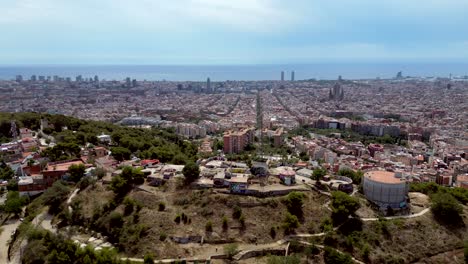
[363,170,408,208]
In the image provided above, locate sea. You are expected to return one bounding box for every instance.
[0,63,467,82]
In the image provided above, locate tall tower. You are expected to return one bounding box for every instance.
[207,77,211,93]
[281,71,284,81]
[291,71,295,81]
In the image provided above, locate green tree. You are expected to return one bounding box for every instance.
[182,161,200,185]
[0,162,15,180]
[431,192,463,225]
[283,192,305,218]
[4,191,28,215]
[110,146,131,161]
[331,191,360,224]
[337,168,363,184]
[171,153,188,165]
[68,163,86,182]
[312,167,327,184]
[282,212,300,234]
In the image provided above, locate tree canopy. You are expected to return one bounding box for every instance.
[68,164,86,182]
[182,161,200,185]
[431,192,463,225]
[331,191,360,224]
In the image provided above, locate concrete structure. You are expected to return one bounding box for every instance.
[363,170,408,209]
[223,127,255,154]
[279,170,296,185]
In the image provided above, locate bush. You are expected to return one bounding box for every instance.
[222,216,228,231]
[205,220,213,232]
[174,214,181,224]
[320,217,333,232]
[239,215,246,229]
[232,206,242,219]
[270,226,276,238]
[431,192,463,225]
[158,202,165,211]
[159,232,167,241]
[282,213,300,234]
[283,192,305,218]
[323,246,354,264]
[144,253,155,264]
[223,243,239,258]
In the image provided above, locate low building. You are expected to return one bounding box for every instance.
[279,170,296,185]
[228,176,249,194]
[42,159,85,187]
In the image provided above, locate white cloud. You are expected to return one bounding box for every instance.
[0,0,302,33]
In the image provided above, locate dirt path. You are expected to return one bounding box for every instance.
[0,219,20,264]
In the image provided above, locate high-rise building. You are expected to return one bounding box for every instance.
[329,82,344,101]
[94,75,99,82]
[281,71,284,81]
[53,75,59,82]
[38,76,45,81]
[15,75,23,82]
[132,79,137,87]
[223,127,255,154]
[30,75,37,82]
[125,77,131,87]
[207,77,211,93]
[76,75,83,82]
[291,71,295,81]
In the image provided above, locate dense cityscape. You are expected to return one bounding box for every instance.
[0,71,467,263]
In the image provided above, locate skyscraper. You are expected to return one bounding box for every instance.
[291,71,295,81]
[207,77,211,93]
[31,75,37,82]
[281,71,284,81]
[15,75,23,82]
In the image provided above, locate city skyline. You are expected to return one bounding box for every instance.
[1,0,468,64]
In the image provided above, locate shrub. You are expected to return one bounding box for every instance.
[283,192,305,218]
[159,232,167,241]
[222,216,228,231]
[158,202,165,211]
[431,192,463,225]
[282,213,299,234]
[232,206,242,219]
[174,214,181,224]
[270,226,276,239]
[239,215,246,229]
[323,246,353,264]
[144,253,155,264]
[205,220,213,232]
[223,243,239,259]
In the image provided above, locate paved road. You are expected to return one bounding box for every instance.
[0,219,20,264]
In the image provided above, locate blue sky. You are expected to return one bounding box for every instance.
[1,0,468,64]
